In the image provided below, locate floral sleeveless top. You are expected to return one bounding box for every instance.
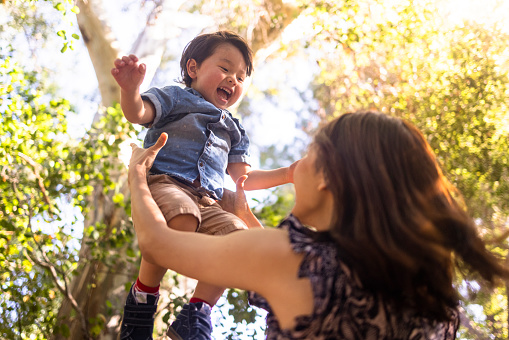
[248,215,459,340]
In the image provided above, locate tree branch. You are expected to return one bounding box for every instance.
[17,152,55,214]
[25,249,92,340]
[24,202,91,340]
[459,307,490,340]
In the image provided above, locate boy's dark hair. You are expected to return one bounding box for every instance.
[180,31,253,87]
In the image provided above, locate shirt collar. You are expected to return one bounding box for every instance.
[184,87,204,99]
[184,87,232,116]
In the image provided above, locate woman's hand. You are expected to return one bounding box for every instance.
[220,176,263,228]
[128,133,168,184]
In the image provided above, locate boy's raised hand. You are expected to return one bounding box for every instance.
[111,54,146,93]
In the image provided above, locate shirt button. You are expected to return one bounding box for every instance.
[221,114,225,119]
[199,162,204,167]
[207,141,212,146]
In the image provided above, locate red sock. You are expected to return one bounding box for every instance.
[135,278,160,294]
[190,297,212,307]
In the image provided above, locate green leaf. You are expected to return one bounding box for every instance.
[70,5,80,14]
[112,193,124,205]
[54,2,65,12]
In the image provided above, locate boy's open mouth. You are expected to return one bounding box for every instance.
[217,87,232,101]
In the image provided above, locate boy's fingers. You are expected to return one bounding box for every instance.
[121,55,132,64]
[113,58,124,67]
[289,159,300,183]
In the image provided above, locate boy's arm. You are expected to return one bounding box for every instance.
[227,160,300,191]
[120,90,156,126]
[111,55,155,125]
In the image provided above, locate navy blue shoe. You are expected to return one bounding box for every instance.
[120,284,158,340]
[166,302,212,340]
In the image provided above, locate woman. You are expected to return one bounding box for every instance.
[128,111,509,339]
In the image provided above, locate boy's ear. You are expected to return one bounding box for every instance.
[187,59,198,79]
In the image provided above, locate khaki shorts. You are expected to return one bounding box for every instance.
[147,174,247,235]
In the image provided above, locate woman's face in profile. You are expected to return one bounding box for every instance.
[291,145,330,230]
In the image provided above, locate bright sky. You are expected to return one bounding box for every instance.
[445,0,509,33]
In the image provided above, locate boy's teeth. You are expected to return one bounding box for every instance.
[217,87,232,100]
[218,88,228,100]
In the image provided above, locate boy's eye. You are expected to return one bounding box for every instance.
[220,67,228,72]
[237,77,244,83]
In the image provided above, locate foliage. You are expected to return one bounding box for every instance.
[213,289,262,340]
[0,44,76,339]
[1,0,80,53]
[254,186,296,228]
[0,42,140,338]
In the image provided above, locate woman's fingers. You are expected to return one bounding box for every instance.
[128,133,167,173]
[152,132,168,151]
[236,175,248,192]
[217,189,235,213]
[234,175,249,212]
[130,133,167,152]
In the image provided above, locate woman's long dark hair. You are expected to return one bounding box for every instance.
[313,111,509,320]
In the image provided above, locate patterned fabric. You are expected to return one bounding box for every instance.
[248,215,459,340]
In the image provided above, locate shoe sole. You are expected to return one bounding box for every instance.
[166,327,183,340]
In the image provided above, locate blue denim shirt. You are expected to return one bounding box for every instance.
[141,86,250,199]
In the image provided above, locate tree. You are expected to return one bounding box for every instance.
[1,0,306,338]
[5,0,507,338]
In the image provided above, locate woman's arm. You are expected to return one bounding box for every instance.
[128,134,300,294]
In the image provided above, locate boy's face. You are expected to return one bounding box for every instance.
[187,43,248,109]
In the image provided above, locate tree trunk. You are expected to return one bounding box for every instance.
[75,0,120,114]
[54,0,302,338]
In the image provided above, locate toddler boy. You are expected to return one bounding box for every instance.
[111,31,296,340]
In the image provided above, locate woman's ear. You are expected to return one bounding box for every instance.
[318,181,328,192]
[317,171,329,192]
[187,59,198,80]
